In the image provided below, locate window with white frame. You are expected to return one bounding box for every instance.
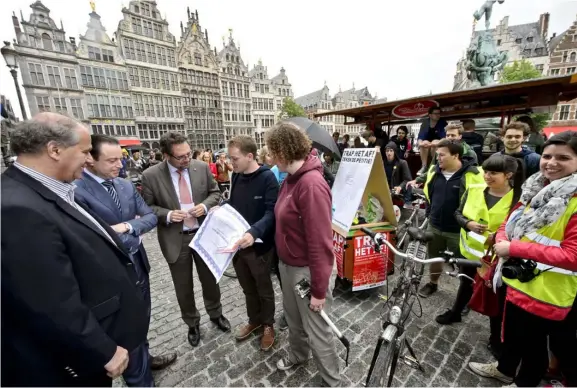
[36,96,50,112]
[53,97,66,113]
[29,63,45,85]
[70,98,84,119]
[559,105,570,121]
[63,68,77,89]
[46,66,62,88]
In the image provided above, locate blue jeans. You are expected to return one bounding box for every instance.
[123,251,154,387]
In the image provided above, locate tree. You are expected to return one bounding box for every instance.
[500,60,550,130]
[279,97,306,119]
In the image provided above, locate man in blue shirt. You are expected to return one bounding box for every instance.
[417,107,448,174]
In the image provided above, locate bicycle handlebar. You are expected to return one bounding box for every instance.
[360,227,481,268]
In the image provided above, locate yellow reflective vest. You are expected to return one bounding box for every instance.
[459,189,514,260]
[423,164,486,203]
[503,197,577,318]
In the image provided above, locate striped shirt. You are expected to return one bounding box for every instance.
[13,162,116,246]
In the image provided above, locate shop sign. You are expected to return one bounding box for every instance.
[352,233,390,291]
[392,100,439,119]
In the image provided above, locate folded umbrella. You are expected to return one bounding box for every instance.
[284,117,341,158]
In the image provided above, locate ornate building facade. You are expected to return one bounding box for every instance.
[11,1,86,120]
[77,4,138,145]
[218,31,252,143]
[177,8,223,151]
[249,60,292,148]
[116,0,184,149]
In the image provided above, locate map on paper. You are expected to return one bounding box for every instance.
[331,148,377,234]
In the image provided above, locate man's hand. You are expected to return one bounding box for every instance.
[104,346,129,379]
[393,186,402,195]
[189,204,206,218]
[420,140,431,148]
[111,223,129,234]
[466,221,488,234]
[232,232,255,250]
[494,241,511,258]
[309,296,325,313]
[404,151,409,159]
[431,139,440,146]
[407,180,422,188]
[170,210,188,223]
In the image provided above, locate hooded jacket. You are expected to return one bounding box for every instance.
[384,142,412,189]
[416,141,478,185]
[493,146,541,180]
[274,154,333,299]
[227,166,279,256]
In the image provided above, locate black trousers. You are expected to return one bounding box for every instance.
[497,300,577,387]
[450,265,478,314]
[488,284,507,349]
[233,247,276,326]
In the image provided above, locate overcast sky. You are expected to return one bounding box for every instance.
[1,0,576,119]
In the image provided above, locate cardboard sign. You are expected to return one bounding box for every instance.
[352,233,390,291]
[331,148,396,236]
[332,232,345,278]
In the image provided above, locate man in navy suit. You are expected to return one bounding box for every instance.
[75,135,176,387]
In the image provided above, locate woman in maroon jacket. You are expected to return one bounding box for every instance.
[266,122,340,387]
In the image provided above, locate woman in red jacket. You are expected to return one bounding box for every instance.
[468,131,577,387]
[201,151,217,179]
[266,122,340,387]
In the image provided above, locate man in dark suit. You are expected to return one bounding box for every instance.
[74,135,177,386]
[1,113,148,387]
[141,132,229,347]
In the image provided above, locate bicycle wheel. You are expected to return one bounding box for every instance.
[367,335,399,387]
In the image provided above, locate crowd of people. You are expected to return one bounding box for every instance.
[2,110,576,388]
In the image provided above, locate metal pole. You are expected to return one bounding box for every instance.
[10,68,27,120]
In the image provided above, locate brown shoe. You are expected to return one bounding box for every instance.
[235,323,262,341]
[260,325,275,351]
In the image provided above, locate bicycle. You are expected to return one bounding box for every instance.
[393,188,428,251]
[360,227,481,387]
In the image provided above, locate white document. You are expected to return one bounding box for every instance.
[331,148,377,233]
[181,202,199,229]
[190,204,259,283]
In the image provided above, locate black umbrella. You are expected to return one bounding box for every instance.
[284,117,341,158]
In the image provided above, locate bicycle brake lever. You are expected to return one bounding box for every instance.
[455,273,475,282]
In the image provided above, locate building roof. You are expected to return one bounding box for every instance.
[549,31,568,54]
[473,21,549,57]
[295,85,328,107]
[80,11,113,45]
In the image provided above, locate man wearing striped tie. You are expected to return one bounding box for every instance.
[74,135,177,387]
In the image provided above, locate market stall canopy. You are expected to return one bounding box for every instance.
[314,74,577,126]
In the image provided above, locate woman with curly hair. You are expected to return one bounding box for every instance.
[266,122,340,387]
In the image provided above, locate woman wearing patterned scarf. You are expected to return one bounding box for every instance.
[468,131,577,387]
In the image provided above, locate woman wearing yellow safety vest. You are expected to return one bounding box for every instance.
[436,155,522,332]
[469,131,577,387]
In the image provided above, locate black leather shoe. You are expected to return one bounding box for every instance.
[188,325,200,347]
[210,315,231,332]
[150,352,177,370]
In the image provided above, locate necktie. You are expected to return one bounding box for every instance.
[102,180,122,215]
[177,170,196,229]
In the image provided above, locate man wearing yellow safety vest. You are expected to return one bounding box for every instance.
[468,131,577,387]
[416,138,486,298]
[436,154,523,355]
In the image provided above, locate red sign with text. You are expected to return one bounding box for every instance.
[333,231,345,278]
[352,234,390,291]
[392,100,439,119]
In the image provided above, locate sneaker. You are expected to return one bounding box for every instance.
[462,306,470,316]
[435,309,462,325]
[261,325,275,351]
[235,323,262,341]
[418,283,438,298]
[277,357,296,371]
[278,315,289,331]
[468,361,514,384]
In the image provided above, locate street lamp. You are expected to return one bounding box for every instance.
[1,41,27,120]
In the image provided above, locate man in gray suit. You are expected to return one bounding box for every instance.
[75,135,177,386]
[141,132,230,347]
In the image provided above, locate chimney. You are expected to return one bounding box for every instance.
[501,16,509,30]
[12,11,21,35]
[180,21,184,35]
[195,10,199,22]
[538,13,550,39]
[69,37,76,50]
[205,29,208,43]
[187,7,190,20]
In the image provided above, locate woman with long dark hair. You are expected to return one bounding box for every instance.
[436,154,523,330]
[469,131,577,387]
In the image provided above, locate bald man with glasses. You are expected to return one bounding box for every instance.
[141,132,229,348]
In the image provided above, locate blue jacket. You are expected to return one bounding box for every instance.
[493,146,541,180]
[418,118,449,141]
[271,165,288,185]
[74,171,157,272]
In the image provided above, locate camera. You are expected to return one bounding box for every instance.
[502,259,539,283]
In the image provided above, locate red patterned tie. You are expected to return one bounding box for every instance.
[177,170,192,204]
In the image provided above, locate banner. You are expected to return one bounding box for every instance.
[352,233,390,291]
[333,231,345,278]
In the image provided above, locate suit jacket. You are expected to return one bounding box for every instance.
[141,160,221,263]
[1,167,148,387]
[74,171,157,273]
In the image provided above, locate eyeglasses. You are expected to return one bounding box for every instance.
[170,152,193,161]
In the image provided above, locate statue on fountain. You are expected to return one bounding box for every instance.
[465,0,508,87]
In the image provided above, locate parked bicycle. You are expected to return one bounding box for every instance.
[361,227,481,387]
[393,188,428,251]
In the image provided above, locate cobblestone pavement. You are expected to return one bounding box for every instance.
[119,231,498,387]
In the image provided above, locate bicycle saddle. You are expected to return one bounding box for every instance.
[407,227,434,242]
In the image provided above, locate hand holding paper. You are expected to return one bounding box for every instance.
[232,232,255,250]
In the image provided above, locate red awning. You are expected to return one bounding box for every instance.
[118,139,141,146]
[543,126,577,138]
